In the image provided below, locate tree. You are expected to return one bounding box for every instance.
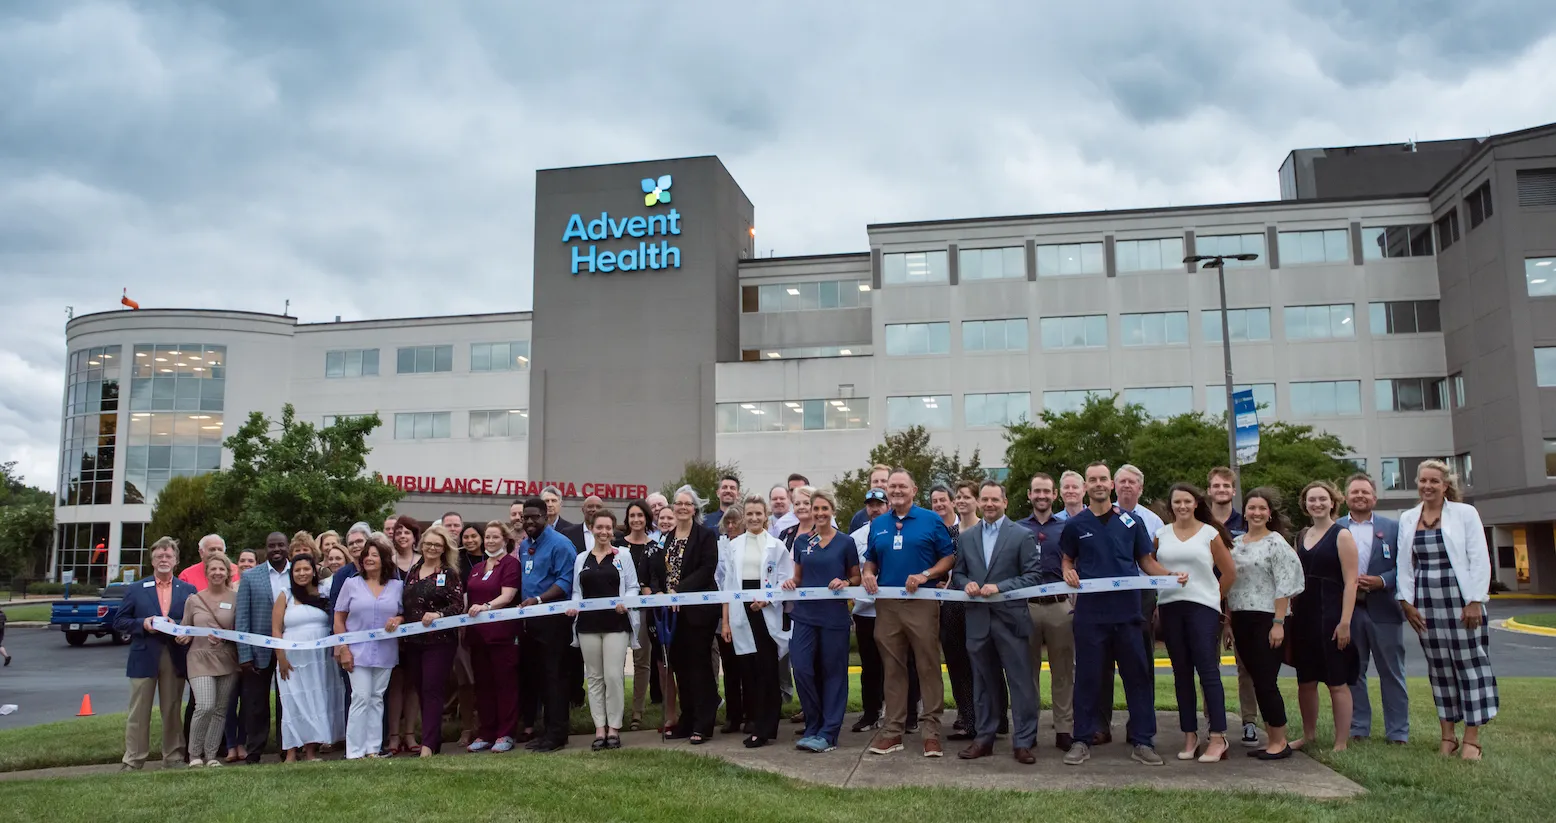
[833,426,982,525]
[0,462,53,580]
[206,405,403,550]
[148,474,219,566]
[659,459,742,513]
[1001,396,1358,525]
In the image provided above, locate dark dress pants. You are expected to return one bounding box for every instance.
[967,617,1039,748]
[520,614,573,744]
[1074,618,1156,747]
[669,604,720,738]
[737,605,781,741]
[940,603,977,730]
[240,660,278,762]
[718,635,746,728]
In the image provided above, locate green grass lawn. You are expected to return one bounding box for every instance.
[0,603,52,622]
[1514,611,1556,628]
[1,677,1549,822]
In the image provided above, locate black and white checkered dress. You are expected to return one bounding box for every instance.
[1414,527,1498,726]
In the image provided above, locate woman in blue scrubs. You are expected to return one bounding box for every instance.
[783,489,860,752]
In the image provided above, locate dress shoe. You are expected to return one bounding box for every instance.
[1013,747,1036,765]
[1055,733,1074,751]
[850,715,881,734]
[720,723,741,735]
[947,729,976,741]
[531,738,566,753]
[958,742,993,760]
[1094,729,1114,745]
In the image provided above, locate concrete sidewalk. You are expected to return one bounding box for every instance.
[0,711,1365,798]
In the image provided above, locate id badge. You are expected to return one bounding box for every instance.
[436,573,446,587]
[482,569,493,581]
[892,534,904,552]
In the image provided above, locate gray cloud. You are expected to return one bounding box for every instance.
[2,0,1554,489]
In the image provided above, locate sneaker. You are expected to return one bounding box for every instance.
[796,736,823,752]
[850,715,881,734]
[205,760,222,768]
[1132,744,1164,766]
[188,758,204,768]
[1241,723,1260,747]
[1062,742,1091,765]
[923,738,943,758]
[491,737,515,753]
[867,734,904,755]
[467,739,492,752]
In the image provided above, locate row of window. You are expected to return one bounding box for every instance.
[882,300,1441,355]
[878,226,1435,286]
[740,279,872,313]
[739,345,871,361]
[390,410,530,441]
[714,399,871,433]
[326,342,531,378]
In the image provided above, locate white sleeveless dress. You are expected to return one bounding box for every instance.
[277,590,345,748]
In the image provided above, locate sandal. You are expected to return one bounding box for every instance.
[629,719,642,732]
[1441,736,1460,756]
[1461,741,1482,761]
[606,734,622,750]
[591,737,608,752]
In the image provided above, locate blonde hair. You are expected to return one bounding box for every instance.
[791,485,816,504]
[1299,479,1342,518]
[742,493,771,516]
[1416,459,1463,503]
[318,530,342,551]
[203,552,234,589]
[289,531,318,557]
[810,488,837,512]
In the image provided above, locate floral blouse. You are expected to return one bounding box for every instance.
[1227,532,1306,614]
[401,560,466,646]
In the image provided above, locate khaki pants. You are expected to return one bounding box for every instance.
[876,599,943,740]
[1027,600,1075,734]
[123,648,186,768]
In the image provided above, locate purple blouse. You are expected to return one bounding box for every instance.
[336,576,404,669]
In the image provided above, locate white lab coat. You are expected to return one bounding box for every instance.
[568,545,642,649]
[1397,500,1492,606]
[717,531,793,657]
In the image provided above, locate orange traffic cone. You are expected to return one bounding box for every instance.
[76,694,94,717]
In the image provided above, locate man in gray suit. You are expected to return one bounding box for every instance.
[950,480,1042,764]
[235,531,290,763]
[1340,473,1409,744]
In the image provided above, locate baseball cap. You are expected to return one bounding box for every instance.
[864,489,888,503]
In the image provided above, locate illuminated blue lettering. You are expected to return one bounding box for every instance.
[562,214,588,242]
[597,251,617,273]
[626,216,647,237]
[646,213,667,235]
[586,213,608,240]
[659,241,679,268]
[571,244,595,274]
[618,247,639,271]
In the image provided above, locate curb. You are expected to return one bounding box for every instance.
[1490,593,1556,601]
[6,622,48,628]
[1501,616,1556,637]
[843,656,1237,674]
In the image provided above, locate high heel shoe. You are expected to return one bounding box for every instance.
[1177,733,1199,761]
[1198,735,1229,763]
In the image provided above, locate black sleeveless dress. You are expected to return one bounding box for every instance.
[1290,523,1360,687]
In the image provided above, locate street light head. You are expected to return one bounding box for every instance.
[1182,255,1212,264]
[1231,253,1260,261]
[1201,258,1225,269]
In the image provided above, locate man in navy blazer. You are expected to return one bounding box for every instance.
[235,531,290,763]
[113,536,196,770]
[949,481,1043,763]
[1341,474,1409,744]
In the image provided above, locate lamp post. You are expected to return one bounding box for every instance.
[1184,252,1260,502]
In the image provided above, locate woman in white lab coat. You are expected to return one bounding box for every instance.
[719,494,793,748]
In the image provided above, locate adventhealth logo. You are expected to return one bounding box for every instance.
[562,173,682,275]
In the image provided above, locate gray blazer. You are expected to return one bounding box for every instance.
[950,517,1041,640]
[235,564,283,668]
[1338,514,1403,625]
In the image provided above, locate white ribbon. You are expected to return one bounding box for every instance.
[151,576,1179,651]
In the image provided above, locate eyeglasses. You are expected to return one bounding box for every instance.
[424,541,447,550]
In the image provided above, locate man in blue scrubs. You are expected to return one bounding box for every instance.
[1059,462,1184,767]
[515,497,576,752]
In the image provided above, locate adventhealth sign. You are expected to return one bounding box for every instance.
[563,174,683,274]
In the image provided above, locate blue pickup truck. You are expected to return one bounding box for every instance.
[51,583,133,646]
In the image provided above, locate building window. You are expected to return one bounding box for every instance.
[1035,242,1104,276]
[470,341,530,372]
[1115,237,1186,273]
[958,247,1025,281]
[55,522,111,586]
[1447,453,1474,488]
[1277,229,1350,265]
[1545,440,1556,479]
[884,323,950,356]
[882,251,949,285]
[1347,457,1368,474]
[1466,181,1494,229]
[394,412,451,440]
[1039,315,1108,350]
[1285,304,1355,340]
[749,279,871,312]
[963,319,1028,352]
[125,344,227,505]
[1120,312,1188,346]
[469,409,528,438]
[118,522,148,583]
[1202,308,1271,342]
[1042,390,1107,415]
[1369,300,1442,335]
[1527,257,1556,296]
[1361,225,1434,259]
[59,345,121,507]
[1289,381,1362,417]
[1380,457,1439,491]
[886,395,952,430]
[965,392,1032,428]
[1536,348,1556,387]
[396,345,453,374]
[324,349,379,378]
[1375,377,1448,412]
[1451,373,1466,408]
[1434,210,1460,251]
[1517,168,1556,208]
[1195,233,1266,267]
[1205,384,1276,417]
[1123,387,1192,419]
[716,399,870,433]
[322,414,371,428]
[750,345,871,360]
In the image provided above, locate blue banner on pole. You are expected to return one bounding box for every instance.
[1233,388,1259,466]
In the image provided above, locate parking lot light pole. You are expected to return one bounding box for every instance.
[1184,252,1260,502]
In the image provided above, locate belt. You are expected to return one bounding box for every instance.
[1029,595,1067,605]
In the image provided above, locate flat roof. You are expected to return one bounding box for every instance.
[865,192,1429,231]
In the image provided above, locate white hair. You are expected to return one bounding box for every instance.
[673,484,707,512]
[198,534,224,552]
[541,486,562,499]
[347,521,373,540]
[1114,464,1144,483]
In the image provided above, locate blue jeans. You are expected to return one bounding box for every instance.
[1073,618,1156,747]
[1159,600,1227,734]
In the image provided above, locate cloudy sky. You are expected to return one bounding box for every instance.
[3,0,1555,491]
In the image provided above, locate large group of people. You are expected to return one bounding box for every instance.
[114,458,1498,771]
